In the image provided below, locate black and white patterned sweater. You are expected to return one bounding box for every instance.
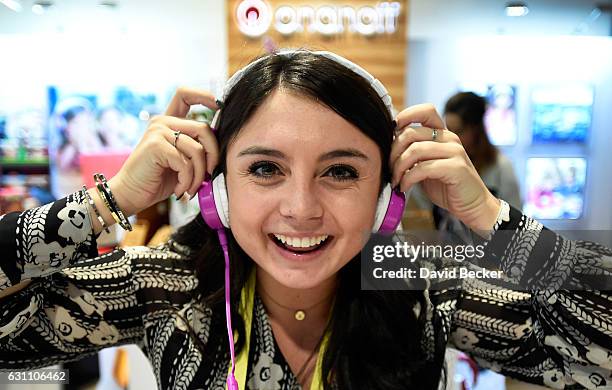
[0,192,611,389]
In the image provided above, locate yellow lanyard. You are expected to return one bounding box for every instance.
[228,270,328,390]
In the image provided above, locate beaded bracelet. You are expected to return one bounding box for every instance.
[93,173,133,231]
[82,185,111,234]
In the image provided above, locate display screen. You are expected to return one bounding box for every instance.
[531,85,593,143]
[524,157,587,220]
[47,86,170,198]
[483,84,518,146]
[457,83,518,146]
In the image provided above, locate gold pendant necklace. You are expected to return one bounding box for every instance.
[294,310,306,321]
[258,286,333,321]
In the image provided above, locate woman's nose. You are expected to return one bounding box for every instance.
[279,179,324,222]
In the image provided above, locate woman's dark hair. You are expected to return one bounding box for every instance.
[172,50,446,389]
[444,91,498,173]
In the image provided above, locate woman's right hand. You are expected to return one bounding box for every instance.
[107,87,220,217]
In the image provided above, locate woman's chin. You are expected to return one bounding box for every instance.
[252,261,334,291]
[270,267,330,290]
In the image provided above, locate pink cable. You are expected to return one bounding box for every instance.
[217,229,239,390]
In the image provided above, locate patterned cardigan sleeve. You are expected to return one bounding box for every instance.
[0,192,198,369]
[433,200,612,389]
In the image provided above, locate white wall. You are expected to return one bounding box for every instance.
[0,0,229,97]
[407,36,612,231]
[409,0,611,39]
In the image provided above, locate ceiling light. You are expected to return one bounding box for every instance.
[0,0,23,12]
[98,1,118,9]
[31,0,52,14]
[505,2,529,17]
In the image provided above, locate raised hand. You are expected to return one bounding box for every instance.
[390,104,501,232]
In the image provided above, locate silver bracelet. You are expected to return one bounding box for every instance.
[82,186,111,234]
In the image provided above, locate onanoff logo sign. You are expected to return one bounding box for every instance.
[236,0,402,37]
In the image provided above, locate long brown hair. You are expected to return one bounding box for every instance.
[444,92,498,173]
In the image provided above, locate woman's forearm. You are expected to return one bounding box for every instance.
[0,192,100,290]
[465,195,502,235]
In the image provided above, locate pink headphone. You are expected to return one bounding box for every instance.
[197,50,406,390]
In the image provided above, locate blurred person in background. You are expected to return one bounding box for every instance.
[444,91,521,209]
[428,91,522,238]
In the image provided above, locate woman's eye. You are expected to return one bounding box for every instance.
[247,161,282,180]
[324,165,359,182]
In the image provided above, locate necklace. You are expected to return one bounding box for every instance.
[258,285,335,321]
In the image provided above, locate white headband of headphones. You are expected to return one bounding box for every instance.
[210,49,394,129]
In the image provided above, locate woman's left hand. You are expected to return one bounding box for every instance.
[390,104,501,232]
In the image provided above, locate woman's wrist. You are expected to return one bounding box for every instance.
[108,176,140,218]
[467,195,502,237]
[86,177,138,235]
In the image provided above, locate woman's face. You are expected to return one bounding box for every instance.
[444,113,474,152]
[225,89,382,290]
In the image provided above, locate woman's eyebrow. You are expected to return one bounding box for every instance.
[237,146,286,159]
[237,147,369,161]
[318,148,369,162]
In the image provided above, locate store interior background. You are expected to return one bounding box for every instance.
[1,0,611,389]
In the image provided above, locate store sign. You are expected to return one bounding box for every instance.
[236,0,401,37]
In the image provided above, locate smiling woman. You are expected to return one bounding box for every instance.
[0,50,611,390]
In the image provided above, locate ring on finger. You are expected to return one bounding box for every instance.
[432,128,439,141]
[173,130,182,148]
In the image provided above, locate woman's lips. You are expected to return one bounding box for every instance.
[268,233,334,259]
[272,233,329,249]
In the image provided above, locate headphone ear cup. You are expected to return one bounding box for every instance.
[197,173,230,229]
[372,183,406,234]
[212,174,230,228]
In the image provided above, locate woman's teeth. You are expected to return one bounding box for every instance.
[273,234,328,248]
